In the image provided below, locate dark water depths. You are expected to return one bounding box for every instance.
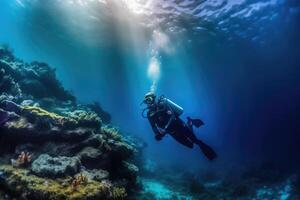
[0,0,300,173]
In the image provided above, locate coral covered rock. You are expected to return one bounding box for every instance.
[65,110,102,130]
[0,165,115,200]
[0,50,75,102]
[0,48,142,199]
[112,141,136,160]
[87,102,111,124]
[31,154,81,178]
[0,108,18,125]
[0,68,21,96]
[0,100,21,114]
[82,169,110,182]
[77,147,103,167]
[120,161,139,181]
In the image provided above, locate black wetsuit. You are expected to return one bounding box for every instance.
[147,97,197,148]
[147,97,217,160]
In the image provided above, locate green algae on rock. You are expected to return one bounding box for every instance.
[0,165,117,200]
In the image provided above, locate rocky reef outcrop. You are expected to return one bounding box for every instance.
[0,45,142,200]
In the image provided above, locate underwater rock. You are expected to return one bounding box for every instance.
[82,169,110,182]
[21,106,70,126]
[0,103,100,144]
[21,99,38,107]
[231,183,251,197]
[31,154,81,178]
[87,102,111,124]
[119,161,139,181]
[0,58,74,102]
[19,79,48,98]
[0,45,13,58]
[0,108,19,126]
[14,142,68,158]
[0,100,21,114]
[65,110,102,130]
[77,147,102,168]
[0,68,21,96]
[65,134,104,155]
[111,141,136,160]
[188,178,205,195]
[0,109,9,125]
[0,165,115,200]
[29,61,75,101]
[15,143,39,155]
[137,178,194,200]
[0,49,141,199]
[242,163,284,184]
[0,95,18,107]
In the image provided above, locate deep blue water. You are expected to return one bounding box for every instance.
[0,0,300,173]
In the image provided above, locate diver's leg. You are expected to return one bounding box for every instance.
[178,120,201,144]
[180,120,217,160]
[167,118,198,143]
[167,119,194,148]
[169,130,194,149]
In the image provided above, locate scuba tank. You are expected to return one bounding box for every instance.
[163,97,184,117]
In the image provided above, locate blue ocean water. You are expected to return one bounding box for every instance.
[0,0,300,198]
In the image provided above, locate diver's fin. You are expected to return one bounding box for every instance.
[187,117,204,128]
[197,140,217,160]
[192,119,204,128]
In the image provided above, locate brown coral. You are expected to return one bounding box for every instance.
[11,151,33,167]
[71,173,88,191]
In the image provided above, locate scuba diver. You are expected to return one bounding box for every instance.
[142,92,217,161]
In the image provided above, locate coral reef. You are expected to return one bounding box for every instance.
[65,109,102,130]
[0,47,142,199]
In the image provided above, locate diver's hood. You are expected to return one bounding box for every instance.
[141,92,156,105]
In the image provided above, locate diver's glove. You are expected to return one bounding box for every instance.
[187,117,204,128]
[155,133,164,141]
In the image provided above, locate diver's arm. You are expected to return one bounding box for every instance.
[148,115,160,136]
[152,124,165,141]
[148,115,165,141]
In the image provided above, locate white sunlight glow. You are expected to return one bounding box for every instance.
[147,29,173,93]
[15,0,172,93]
[60,0,151,15]
[147,56,160,81]
[121,0,146,14]
[147,56,160,93]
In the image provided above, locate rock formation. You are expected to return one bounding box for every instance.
[0,45,142,200]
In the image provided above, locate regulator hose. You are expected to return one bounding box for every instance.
[141,107,149,118]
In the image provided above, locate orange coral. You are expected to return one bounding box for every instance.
[71,173,88,191]
[11,151,33,167]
